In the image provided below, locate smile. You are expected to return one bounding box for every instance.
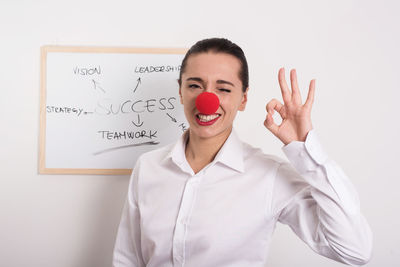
[195,113,221,126]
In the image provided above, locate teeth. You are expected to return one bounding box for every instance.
[197,114,220,122]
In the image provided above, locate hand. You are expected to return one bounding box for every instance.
[264,68,315,145]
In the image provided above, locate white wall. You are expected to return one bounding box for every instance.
[1,0,399,266]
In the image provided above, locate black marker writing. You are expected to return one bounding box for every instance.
[134,65,181,74]
[166,113,177,122]
[132,114,144,127]
[92,79,106,93]
[93,141,160,156]
[97,130,157,140]
[74,66,101,75]
[179,123,187,132]
[95,97,176,116]
[133,77,141,93]
[46,106,85,116]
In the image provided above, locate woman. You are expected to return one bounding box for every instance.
[113,38,372,266]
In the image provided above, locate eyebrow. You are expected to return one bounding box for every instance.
[186,77,235,87]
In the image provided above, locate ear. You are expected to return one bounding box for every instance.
[178,79,183,104]
[179,86,183,104]
[238,87,249,111]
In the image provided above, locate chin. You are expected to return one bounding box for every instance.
[189,127,214,139]
[189,125,232,140]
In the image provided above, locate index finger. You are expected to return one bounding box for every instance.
[278,67,291,104]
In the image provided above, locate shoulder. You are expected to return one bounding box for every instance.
[239,140,311,212]
[130,142,175,189]
[239,140,306,190]
[136,141,175,165]
[241,140,285,169]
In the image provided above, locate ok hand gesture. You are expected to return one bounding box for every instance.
[264,68,315,145]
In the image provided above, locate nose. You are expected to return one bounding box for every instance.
[195,92,220,115]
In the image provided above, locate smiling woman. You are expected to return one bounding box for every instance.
[178,52,248,150]
[112,38,373,267]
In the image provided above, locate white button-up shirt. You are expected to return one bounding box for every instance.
[113,129,372,267]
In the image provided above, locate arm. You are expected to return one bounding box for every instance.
[272,130,372,265]
[112,160,145,267]
[265,68,372,265]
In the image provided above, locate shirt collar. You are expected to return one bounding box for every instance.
[164,128,245,173]
[165,130,189,167]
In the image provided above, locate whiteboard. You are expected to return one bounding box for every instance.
[39,46,188,175]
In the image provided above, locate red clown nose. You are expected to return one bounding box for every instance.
[195,92,220,115]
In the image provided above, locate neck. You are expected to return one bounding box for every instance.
[185,127,232,173]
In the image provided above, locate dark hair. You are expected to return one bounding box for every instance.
[178,38,249,92]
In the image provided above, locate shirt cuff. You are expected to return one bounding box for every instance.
[282,129,328,174]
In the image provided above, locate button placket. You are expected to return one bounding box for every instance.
[172,173,202,266]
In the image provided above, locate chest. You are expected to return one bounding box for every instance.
[138,167,277,260]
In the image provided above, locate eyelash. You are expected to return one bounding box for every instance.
[189,84,200,89]
[188,84,231,93]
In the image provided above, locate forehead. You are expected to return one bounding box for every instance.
[183,52,241,82]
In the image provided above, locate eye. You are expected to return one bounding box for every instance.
[188,84,200,89]
[218,88,231,93]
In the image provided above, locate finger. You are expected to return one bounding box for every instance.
[278,68,291,104]
[290,69,302,105]
[264,112,279,136]
[304,79,316,109]
[266,98,285,118]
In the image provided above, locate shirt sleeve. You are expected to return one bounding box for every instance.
[112,159,145,267]
[272,129,373,266]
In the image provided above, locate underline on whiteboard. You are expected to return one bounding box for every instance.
[93,141,160,156]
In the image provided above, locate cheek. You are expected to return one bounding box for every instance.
[219,95,242,111]
[181,94,196,110]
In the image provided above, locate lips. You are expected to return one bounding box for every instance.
[195,113,221,126]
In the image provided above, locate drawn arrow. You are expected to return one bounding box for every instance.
[133,77,142,93]
[132,114,144,127]
[91,79,106,93]
[166,113,177,123]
